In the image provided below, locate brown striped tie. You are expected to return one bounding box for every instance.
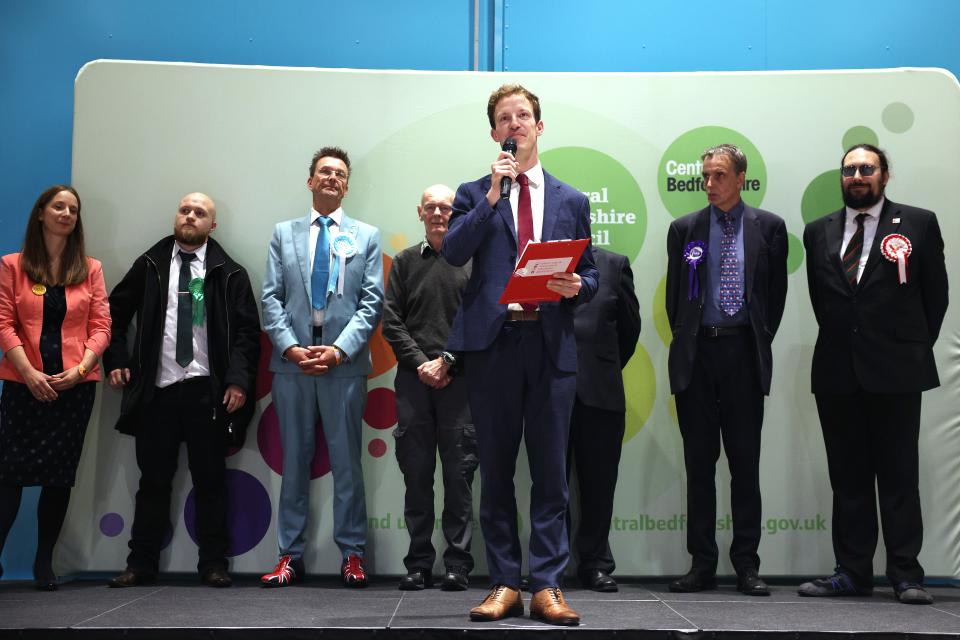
[842,213,867,286]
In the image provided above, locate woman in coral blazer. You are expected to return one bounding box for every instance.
[0,185,110,590]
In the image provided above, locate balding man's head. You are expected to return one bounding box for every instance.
[174,192,217,250]
[418,184,455,251]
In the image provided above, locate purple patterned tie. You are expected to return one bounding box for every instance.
[719,212,742,316]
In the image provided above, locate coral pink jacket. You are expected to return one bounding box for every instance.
[0,253,111,382]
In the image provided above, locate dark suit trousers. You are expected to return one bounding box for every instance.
[814,391,924,587]
[465,321,576,592]
[567,399,624,575]
[393,369,477,573]
[675,331,763,575]
[127,378,228,575]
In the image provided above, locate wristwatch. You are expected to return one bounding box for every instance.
[440,351,457,367]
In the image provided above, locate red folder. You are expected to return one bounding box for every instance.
[498,238,590,305]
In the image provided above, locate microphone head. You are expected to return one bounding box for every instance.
[502,137,517,155]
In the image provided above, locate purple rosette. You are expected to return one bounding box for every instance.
[683,241,707,300]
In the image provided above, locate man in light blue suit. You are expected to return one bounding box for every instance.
[443,85,598,626]
[260,147,384,588]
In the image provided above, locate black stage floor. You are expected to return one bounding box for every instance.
[1,576,958,639]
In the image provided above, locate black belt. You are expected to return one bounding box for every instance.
[312,326,323,341]
[700,325,749,338]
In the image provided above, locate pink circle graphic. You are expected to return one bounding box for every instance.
[257,402,331,479]
[368,438,388,458]
[363,387,397,430]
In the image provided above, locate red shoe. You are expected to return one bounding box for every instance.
[260,555,304,587]
[341,555,368,588]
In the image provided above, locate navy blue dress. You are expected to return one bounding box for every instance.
[0,285,96,487]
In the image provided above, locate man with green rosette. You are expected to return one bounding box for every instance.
[104,192,261,588]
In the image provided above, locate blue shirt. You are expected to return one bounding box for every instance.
[702,200,749,327]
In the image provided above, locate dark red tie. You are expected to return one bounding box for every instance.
[516,173,533,252]
[515,174,536,311]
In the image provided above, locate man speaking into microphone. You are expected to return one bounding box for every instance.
[442,84,597,626]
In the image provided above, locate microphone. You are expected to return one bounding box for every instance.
[499,137,517,200]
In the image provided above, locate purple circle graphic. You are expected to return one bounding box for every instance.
[184,469,272,557]
[99,512,124,537]
[257,401,330,479]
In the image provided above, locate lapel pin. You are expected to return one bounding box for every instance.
[892,217,900,223]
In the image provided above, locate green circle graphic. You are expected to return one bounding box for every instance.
[657,126,767,219]
[841,125,878,151]
[540,147,647,262]
[801,169,843,224]
[786,232,804,275]
[882,102,914,133]
[623,343,656,442]
[653,274,671,347]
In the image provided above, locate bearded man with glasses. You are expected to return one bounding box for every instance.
[800,143,948,604]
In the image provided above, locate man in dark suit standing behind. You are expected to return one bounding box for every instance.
[568,247,640,592]
[798,144,948,605]
[443,84,598,626]
[665,144,787,596]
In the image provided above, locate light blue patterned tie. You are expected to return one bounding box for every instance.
[311,216,334,310]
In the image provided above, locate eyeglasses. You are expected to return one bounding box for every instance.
[841,164,878,178]
[422,204,453,214]
[316,167,348,181]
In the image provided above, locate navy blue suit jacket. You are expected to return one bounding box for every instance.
[442,170,599,373]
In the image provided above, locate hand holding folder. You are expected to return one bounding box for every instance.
[498,238,590,305]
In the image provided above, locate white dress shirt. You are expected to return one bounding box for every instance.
[157,241,210,387]
[309,207,342,328]
[840,197,884,283]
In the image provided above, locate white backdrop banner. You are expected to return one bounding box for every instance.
[66,61,960,578]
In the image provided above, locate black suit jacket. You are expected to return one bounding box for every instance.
[803,198,948,394]
[574,247,641,412]
[666,204,788,395]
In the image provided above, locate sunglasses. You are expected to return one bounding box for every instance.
[841,164,878,178]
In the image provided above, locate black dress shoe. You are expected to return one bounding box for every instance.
[34,577,58,591]
[441,566,469,591]
[108,569,156,588]
[398,569,432,590]
[736,572,770,596]
[201,568,233,588]
[669,570,717,593]
[579,569,618,592]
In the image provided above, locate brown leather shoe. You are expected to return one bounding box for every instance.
[201,567,233,588]
[530,587,580,626]
[469,585,524,621]
[108,569,156,588]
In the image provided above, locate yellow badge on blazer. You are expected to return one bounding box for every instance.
[31,284,46,296]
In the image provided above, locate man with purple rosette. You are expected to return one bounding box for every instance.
[799,144,948,605]
[665,144,787,596]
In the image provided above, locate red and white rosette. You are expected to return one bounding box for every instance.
[880,233,912,284]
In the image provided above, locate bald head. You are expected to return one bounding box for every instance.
[420,184,455,207]
[418,184,455,252]
[174,192,217,250]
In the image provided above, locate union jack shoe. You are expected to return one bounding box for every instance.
[341,555,368,588]
[260,555,304,587]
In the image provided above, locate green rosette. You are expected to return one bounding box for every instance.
[188,277,205,326]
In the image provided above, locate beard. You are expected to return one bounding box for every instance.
[842,182,884,210]
[175,225,209,246]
